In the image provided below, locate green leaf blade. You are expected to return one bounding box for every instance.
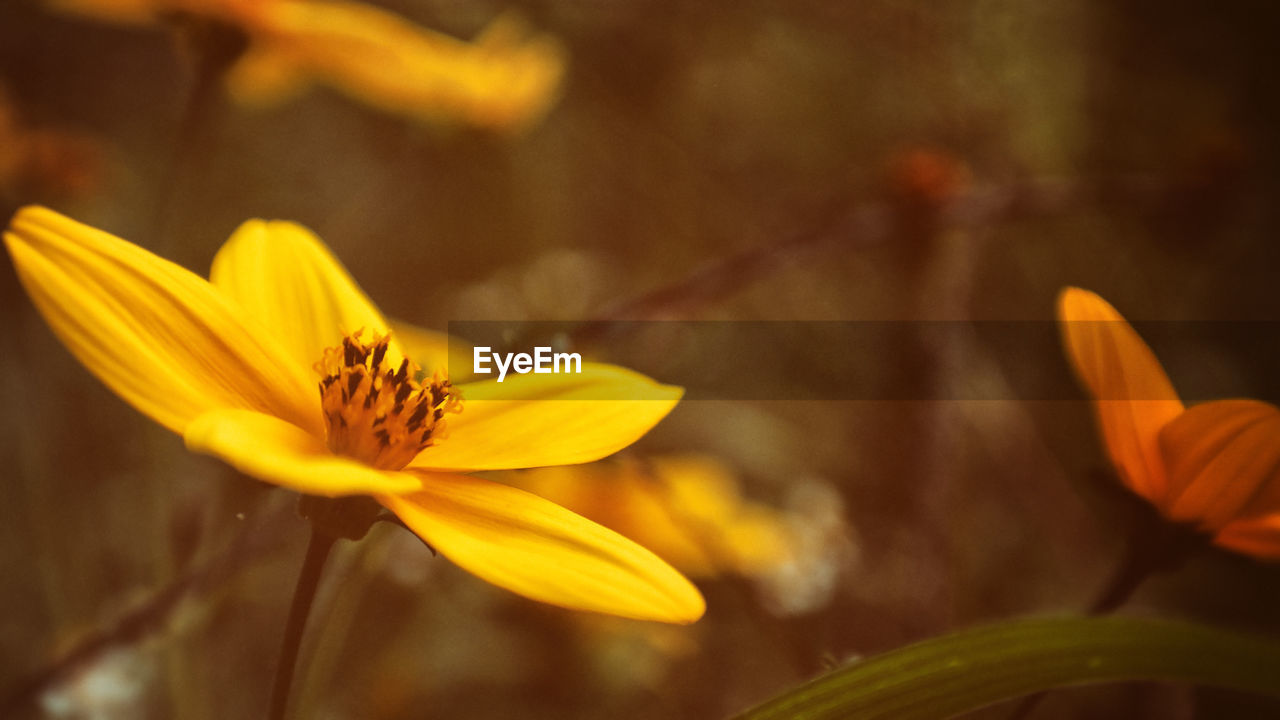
[735,616,1280,720]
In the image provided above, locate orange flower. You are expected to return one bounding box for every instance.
[1059,287,1280,559]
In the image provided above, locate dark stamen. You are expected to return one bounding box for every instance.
[407,402,429,428]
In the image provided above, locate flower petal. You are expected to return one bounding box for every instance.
[501,455,796,578]
[1057,287,1184,503]
[387,318,474,379]
[378,473,705,623]
[1214,515,1280,561]
[234,2,566,133]
[409,363,682,471]
[4,206,319,435]
[1158,399,1280,531]
[184,408,421,496]
[502,463,721,578]
[222,44,313,107]
[210,218,400,370]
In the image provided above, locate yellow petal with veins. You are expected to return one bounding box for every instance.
[409,364,682,471]
[379,473,705,623]
[1159,399,1280,531]
[1058,287,1184,504]
[210,218,402,370]
[4,206,319,435]
[185,408,422,496]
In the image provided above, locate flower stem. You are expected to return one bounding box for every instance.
[1088,537,1158,615]
[268,529,336,720]
[150,20,246,250]
[1006,523,1202,719]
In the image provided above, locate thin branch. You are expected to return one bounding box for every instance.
[267,529,336,720]
[572,173,1180,342]
[1005,517,1207,720]
[0,496,290,717]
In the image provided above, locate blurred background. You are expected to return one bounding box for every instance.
[2,0,1280,718]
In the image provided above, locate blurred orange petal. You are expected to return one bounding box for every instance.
[1159,399,1280,531]
[0,85,104,200]
[1214,515,1280,560]
[1057,287,1184,503]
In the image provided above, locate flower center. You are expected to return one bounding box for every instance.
[315,330,462,470]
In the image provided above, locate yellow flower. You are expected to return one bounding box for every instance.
[44,0,565,133]
[1059,287,1280,560]
[4,206,704,623]
[498,455,797,579]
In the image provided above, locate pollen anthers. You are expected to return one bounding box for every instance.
[316,330,461,470]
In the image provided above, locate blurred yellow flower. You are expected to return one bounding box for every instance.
[498,455,796,579]
[1059,287,1280,559]
[4,205,703,623]
[44,0,565,133]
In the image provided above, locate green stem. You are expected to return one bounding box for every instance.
[268,529,336,720]
[735,617,1280,720]
[1006,522,1202,719]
